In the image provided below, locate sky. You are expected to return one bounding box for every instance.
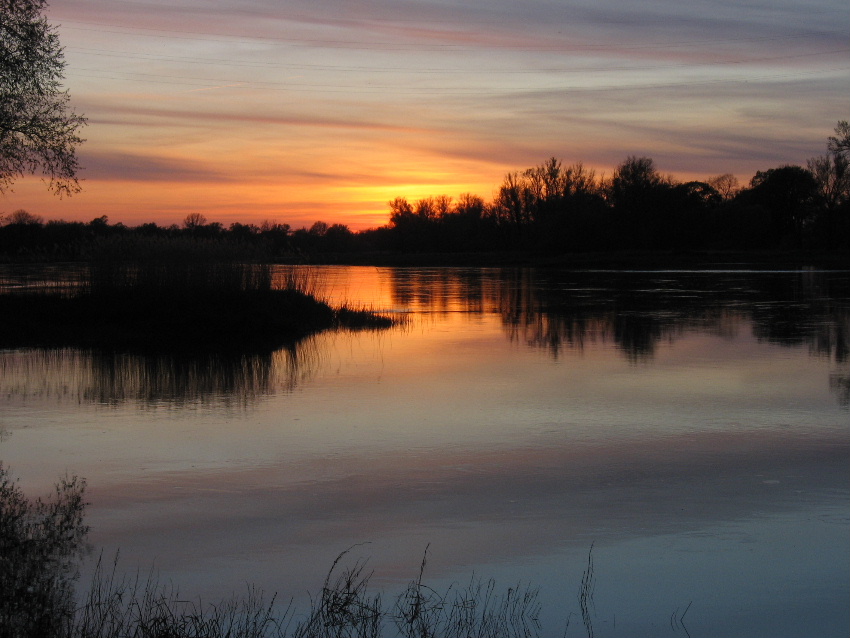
[3,0,848,230]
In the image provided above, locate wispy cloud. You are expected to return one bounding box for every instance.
[81,151,233,183]
[6,0,840,227]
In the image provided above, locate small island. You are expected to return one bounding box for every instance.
[0,236,394,352]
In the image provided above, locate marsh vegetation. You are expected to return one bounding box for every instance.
[1,469,553,638]
[0,236,393,351]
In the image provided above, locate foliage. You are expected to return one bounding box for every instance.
[0,0,86,195]
[827,120,850,160]
[745,165,819,247]
[0,465,88,638]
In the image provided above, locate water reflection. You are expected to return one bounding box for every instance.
[0,339,321,408]
[831,372,850,407]
[3,268,848,408]
[389,268,850,363]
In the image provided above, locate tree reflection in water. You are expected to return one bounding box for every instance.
[0,337,322,408]
[831,372,850,406]
[3,268,847,407]
[388,267,849,398]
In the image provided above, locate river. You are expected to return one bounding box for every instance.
[1,265,848,637]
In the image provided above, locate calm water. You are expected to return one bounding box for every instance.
[1,266,848,637]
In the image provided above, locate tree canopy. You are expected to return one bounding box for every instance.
[1,0,86,195]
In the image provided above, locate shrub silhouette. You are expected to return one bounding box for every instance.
[0,465,88,638]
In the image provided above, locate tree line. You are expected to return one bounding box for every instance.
[2,122,848,260]
[0,210,365,260]
[381,121,849,254]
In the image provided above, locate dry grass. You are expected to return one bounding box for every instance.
[75,554,289,638]
[69,548,541,638]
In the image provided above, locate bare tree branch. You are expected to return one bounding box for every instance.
[1,0,86,195]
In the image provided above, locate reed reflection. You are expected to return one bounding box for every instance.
[0,338,321,408]
[831,373,850,407]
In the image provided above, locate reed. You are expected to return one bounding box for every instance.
[82,235,273,298]
[74,555,289,638]
[393,545,540,638]
[66,549,541,638]
[0,468,555,638]
[292,548,383,638]
[578,543,595,638]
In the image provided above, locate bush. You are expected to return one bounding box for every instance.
[0,465,88,638]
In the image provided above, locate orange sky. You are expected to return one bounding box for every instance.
[3,0,847,230]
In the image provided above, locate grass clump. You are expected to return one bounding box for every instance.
[71,548,541,638]
[75,556,287,638]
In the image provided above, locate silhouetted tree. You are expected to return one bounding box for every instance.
[228,221,259,241]
[182,212,207,230]
[86,215,115,238]
[135,221,168,236]
[707,173,740,202]
[808,153,849,212]
[1,0,86,195]
[493,172,528,238]
[437,192,496,251]
[286,221,343,254]
[828,120,850,160]
[388,196,413,226]
[323,223,354,252]
[550,162,607,251]
[609,156,665,207]
[674,181,722,208]
[2,208,42,225]
[388,196,439,251]
[491,158,606,249]
[745,165,818,248]
[806,121,850,248]
[308,220,329,238]
[432,194,452,219]
[455,193,486,220]
[608,156,674,248]
[257,220,290,255]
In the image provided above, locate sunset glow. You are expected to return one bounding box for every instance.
[2,0,847,230]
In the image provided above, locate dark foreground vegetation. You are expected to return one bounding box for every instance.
[2,466,596,638]
[2,122,848,265]
[0,236,393,351]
